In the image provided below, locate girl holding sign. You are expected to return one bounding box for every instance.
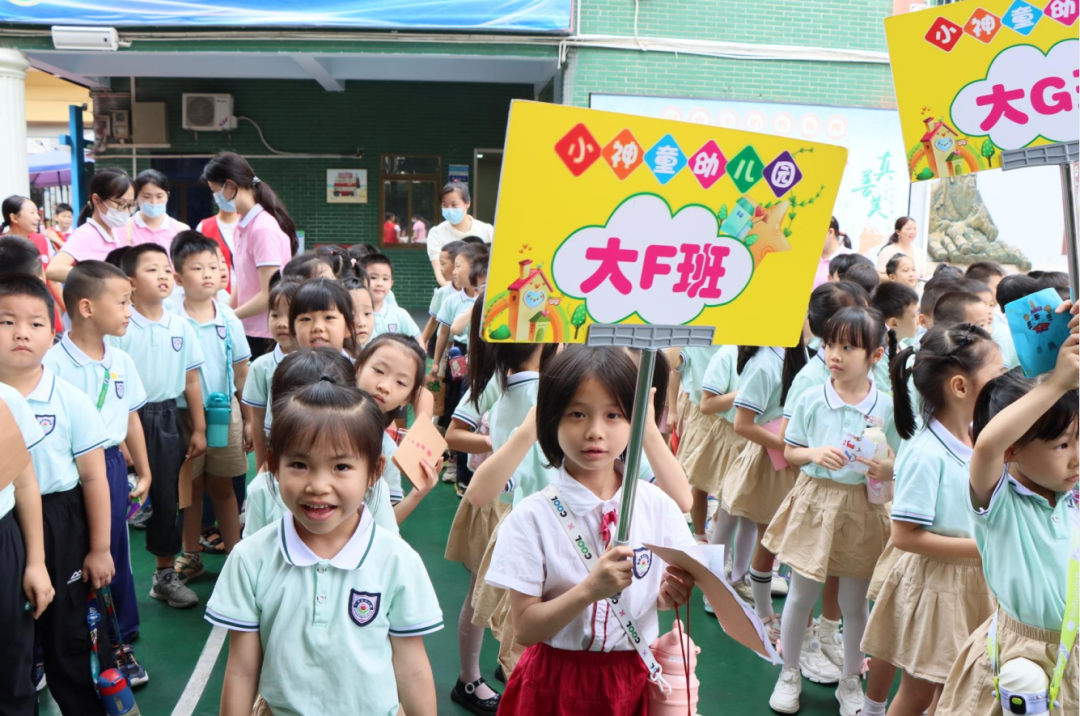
[763,307,900,716]
[483,346,695,716]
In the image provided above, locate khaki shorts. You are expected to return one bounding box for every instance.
[179,396,249,479]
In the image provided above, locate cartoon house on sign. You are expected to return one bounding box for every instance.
[508,260,554,341]
[920,117,961,178]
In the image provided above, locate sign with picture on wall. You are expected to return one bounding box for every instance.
[326,169,368,204]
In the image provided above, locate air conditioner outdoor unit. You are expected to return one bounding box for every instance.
[182,94,237,131]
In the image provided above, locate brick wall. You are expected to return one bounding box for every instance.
[96,77,532,307]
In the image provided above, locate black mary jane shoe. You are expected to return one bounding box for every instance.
[450,677,501,715]
[494,664,506,684]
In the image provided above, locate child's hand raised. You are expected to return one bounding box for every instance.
[856,448,895,483]
[810,446,848,471]
[586,545,634,602]
[1051,333,1080,391]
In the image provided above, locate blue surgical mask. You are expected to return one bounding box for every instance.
[442,207,465,225]
[140,201,167,219]
[213,191,236,213]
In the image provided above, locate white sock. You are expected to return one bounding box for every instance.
[750,568,774,621]
[818,615,841,638]
[861,697,887,716]
[730,517,756,583]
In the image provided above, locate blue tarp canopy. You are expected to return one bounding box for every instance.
[0,0,573,32]
[28,149,93,188]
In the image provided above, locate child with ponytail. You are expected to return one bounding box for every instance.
[764,306,900,716]
[936,310,1079,716]
[859,323,1003,716]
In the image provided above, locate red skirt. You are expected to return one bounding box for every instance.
[498,643,649,715]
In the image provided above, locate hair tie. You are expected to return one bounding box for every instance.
[319,374,335,384]
[252,177,262,186]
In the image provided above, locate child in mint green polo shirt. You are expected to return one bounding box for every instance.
[206,378,441,716]
[938,327,1079,716]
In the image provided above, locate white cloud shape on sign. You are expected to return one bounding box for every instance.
[951,40,1078,150]
[551,194,754,325]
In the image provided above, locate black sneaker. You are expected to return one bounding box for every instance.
[449,678,500,715]
[32,662,46,692]
[115,645,149,688]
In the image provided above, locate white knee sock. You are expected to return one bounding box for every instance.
[780,571,822,670]
[750,568,774,621]
[708,504,738,548]
[458,575,484,683]
[731,517,757,583]
[837,576,872,677]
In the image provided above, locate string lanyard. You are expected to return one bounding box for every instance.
[988,495,1078,713]
[541,484,672,694]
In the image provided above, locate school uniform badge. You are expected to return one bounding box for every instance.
[388,323,398,332]
[217,326,227,340]
[172,336,184,352]
[36,415,56,436]
[633,547,653,579]
[348,590,380,627]
[115,381,125,399]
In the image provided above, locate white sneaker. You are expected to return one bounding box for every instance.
[763,613,782,645]
[771,569,790,597]
[818,621,844,670]
[836,675,865,716]
[800,626,841,684]
[769,667,802,713]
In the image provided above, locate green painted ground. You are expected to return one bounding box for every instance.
[38,475,898,715]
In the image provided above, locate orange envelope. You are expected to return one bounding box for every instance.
[0,401,32,493]
[391,413,448,490]
[646,542,781,664]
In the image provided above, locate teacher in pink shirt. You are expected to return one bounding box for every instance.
[201,152,297,358]
[129,169,189,251]
[46,167,136,282]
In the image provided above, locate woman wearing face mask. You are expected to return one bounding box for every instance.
[425,183,493,288]
[201,152,298,359]
[195,188,240,294]
[45,167,136,282]
[128,169,189,252]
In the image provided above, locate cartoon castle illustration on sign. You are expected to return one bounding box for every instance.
[507,259,555,341]
[920,117,963,179]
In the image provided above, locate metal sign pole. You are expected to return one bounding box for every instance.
[1059,162,1078,301]
[586,324,714,546]
[1001,141,1079,300]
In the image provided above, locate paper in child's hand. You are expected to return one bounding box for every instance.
[0,401,31,493]
[391,413,447,489]
[838,433,876,474]
[1006,289,1073,378]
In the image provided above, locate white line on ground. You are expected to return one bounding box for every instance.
[170,625,227,716]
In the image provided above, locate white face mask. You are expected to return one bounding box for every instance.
[99,202,130,229]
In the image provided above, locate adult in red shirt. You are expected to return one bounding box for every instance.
[2,195,65,317]
[383,212,400,244]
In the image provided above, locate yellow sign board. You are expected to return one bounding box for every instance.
[885,0,1078,183]
[481,101,848,347]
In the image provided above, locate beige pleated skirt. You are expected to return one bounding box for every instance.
[937,610,1078,716]
[762,472,890,582]
[684,416,747,497]
[675,397,708,459]
[861,552,995,683]
[720,441,798,526]
[868,540,901,602]
[444,498,510,573]
[471,509,511,628]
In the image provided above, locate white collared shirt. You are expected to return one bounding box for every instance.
[24,367,108,496]
[43,335,147,447]
[109,306,204,403]
[485,466,696,652]
[205,509,442,716]
[784,377,900,485]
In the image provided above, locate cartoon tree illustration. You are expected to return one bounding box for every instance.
[981,139,996,164]
[571,303,588,340]
[916,167,935,181]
